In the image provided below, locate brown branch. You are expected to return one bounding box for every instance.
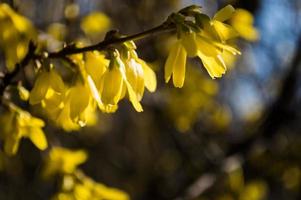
[0,22,175,102]
[47,23,174,58]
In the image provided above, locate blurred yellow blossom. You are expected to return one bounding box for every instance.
[0,3,36,71]
[165,65,221,132]
[42,147,87,178]
[239,181,267,200]
[230,9,260,41]
[80,12,111,37]
[0,104,47,155]
[52,171,130,200]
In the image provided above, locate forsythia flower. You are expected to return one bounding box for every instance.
[52,172,130,200]
[0,3,36,71]
[80,12,111,37]
[54,83,97,131]
[230,9,260,41]
[98,49,144,112]
[29,66,66,107]
[29,63,98,131]
[165,40,187,88]
[98,45,156,113]
[42,147,87,178]
[165,5,241,87]
[0,104,47,155]
[165,65,219,132]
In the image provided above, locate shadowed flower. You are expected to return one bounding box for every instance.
[0,104,47,155]
[42,147,87,178]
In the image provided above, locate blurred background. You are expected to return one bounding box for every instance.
[0,0,301,199]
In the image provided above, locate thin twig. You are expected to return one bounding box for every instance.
[47,23,174,58]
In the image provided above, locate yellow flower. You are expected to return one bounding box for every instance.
[98,55,124,113]
[125,57,145,101]
[29,67,66,106]
[70,51,109,112]
[211,5,239,41]
[230,9,260,41]
[0,104,47,155]
[52,172,130,200]
[55,83,97,131]
[0,3,36,71]
[123,46,157,100]
[164,40,187,88]
[98,49,149,113]
[70,46,155,114]
[165,5,241,85]
[66,83,93,125]
[80,12,111,37]
[195,35,240,78]
[84,51,109,87]
[29,63,98,131]
[42,147,87,178]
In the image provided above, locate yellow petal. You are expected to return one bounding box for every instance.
[181,32,198,57]
[49,69,65,93]
[100,66,123,105]
[56,104,80,131]
[119,62,143,112]
[197,51,226,78]
[28,116,45,127]
[213,42,241,55]
[125,59,145,101]
[213,5,235,22]
[29,128,48,150]
[125,80,143,112]
[213,20,239,41]
[196,36,221,57]
[164,41,187,87]
[87,75,103,106]
[29,71,50,105]
[172,44,187,88]
[85,51,108,84]
[234,24,259,41]
[230,9,259,41]
[68,84,90,120]
[165,42,179,83]
[138,59,157,92]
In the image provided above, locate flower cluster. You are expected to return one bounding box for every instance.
[29,41,156,131]
[0,103,47,155]
[0,3,36,71]
[165,5,241,88]
[52,172,129,200]
[43,147,129,200]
